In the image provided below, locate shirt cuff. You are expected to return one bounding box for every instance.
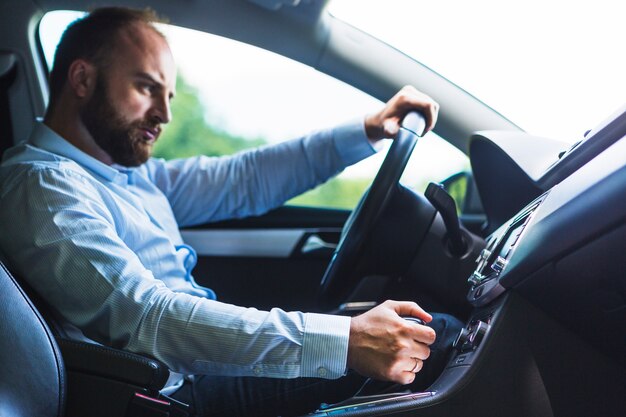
[301,313,351,379]
[331,118,377,166]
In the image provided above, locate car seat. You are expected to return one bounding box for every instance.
[0,261,65,417]
[0,258,193,417]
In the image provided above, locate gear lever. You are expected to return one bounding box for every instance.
[425,182,467,257]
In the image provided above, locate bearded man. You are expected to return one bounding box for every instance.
[0,7,461,417]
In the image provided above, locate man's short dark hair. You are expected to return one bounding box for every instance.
[48,7,164,103]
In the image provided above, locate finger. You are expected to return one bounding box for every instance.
[402,100,437,134]
[410,341,432,360]
[392,359,422,385]
[396,87,438,134]
[403,321,437,347]
[403,357,423,374]
[412,358,423,373]
[422,101,439,134]
[396,371,417,385]
[391,301,433,323]
[398,358,422,385]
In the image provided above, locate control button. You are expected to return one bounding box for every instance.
[491,256,508,273]
[453,327,471,351]
[468,271,484,286]
[471,321,490,346]
[476,248,491,263]
[455,354,467,364]
[317,367,328,378]
[253,365,262,375]
[453,320,491,353]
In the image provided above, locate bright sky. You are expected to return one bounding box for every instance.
[329,0,626,143]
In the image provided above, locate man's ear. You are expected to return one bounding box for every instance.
[67,59,96,99]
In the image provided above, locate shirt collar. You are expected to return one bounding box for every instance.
[30,123,134,185]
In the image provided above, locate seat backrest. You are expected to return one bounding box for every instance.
[0,261,66,417]
[0,49,65,417]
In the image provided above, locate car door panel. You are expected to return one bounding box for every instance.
[186,206,348,312]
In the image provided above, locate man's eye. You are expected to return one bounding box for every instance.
[139,83,155,93]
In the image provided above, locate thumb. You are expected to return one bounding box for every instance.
[383,119,400,138]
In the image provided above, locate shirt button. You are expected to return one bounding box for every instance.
[253,365,262,376]
[317,367,328,378]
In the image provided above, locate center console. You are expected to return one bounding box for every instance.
[466,191,548,307]
[303,106,626,416]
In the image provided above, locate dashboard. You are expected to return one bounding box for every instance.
[307,105,626,416]
[467,105,626,366]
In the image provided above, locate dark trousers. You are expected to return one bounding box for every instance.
[171,313,463,417]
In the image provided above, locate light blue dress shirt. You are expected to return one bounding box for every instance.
[0,122,375,389]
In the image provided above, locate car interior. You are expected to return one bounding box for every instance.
[0,0,625,416]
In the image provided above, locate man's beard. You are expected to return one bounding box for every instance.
[80,78,159,167]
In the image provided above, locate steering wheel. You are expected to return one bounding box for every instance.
[319,111,426,306]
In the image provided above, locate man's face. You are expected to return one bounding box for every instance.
[80,23,176,167]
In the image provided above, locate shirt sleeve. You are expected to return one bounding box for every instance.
[146,119,375,227]
[0,165,350,379]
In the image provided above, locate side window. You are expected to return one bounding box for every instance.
[39,11,469,210]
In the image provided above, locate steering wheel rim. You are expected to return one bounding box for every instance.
[319,111,426,306]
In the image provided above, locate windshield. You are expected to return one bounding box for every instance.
[329,0,625,143]
[39,10,469,210]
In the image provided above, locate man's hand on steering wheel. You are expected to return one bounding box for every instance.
[364,85,439,141]
[319,86,439,306]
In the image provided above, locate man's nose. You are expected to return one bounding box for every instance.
[151,94,171,124]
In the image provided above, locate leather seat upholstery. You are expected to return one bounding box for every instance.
[0,261,66,417]
[0,259,178,417]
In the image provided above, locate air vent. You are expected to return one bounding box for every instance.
[470,191,549,285]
